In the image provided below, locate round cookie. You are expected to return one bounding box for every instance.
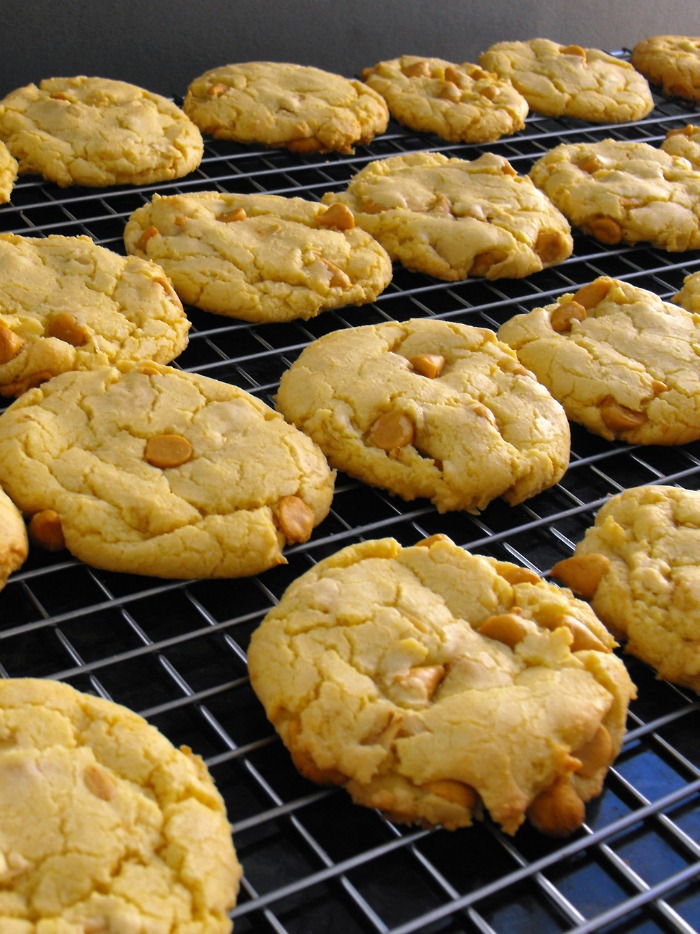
[661,123,700,168]
[360,54,528,143]
[551,484,700,694]
[0,677,241,931]
[0,362,335,578]
[0,139,18,203]
[183,61,389,154]
[248,534,636,836]
[0,486,28,590]
[321,150,573,281]
[0,75,203,187]
[0,233,190,397]
[672,268,700,311]
[123,191,392,322]
[631,35,700,102]
[275,318,570,513]
[529,139,700,251]
[478,38,654,122]
[497,276,700,445]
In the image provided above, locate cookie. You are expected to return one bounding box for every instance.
[0,362,335,578]
[321,151,573,281]
[0,139,18,203]
[0,486,28,589]
[529,139,700,251]
[478,38,654,122]
[248,534,636,836]
[0,677,241,931]
[551,484,700,694]
[0,75,203,187]
[360,55,528,143]
[0,233,190,397]
[631,35,700,102]
[183,61,389,154]
[661,123,700,168]
[672,268,700,311]
[123,191,392,322]
[275,318,570,513]
[498,276,700,445]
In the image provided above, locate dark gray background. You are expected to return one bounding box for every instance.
[2,0,699,98]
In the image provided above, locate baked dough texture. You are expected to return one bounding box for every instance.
[551,485,700,694]
[661,123,700,168]
[631,35,700,102]
[0,486,27,590]
[361,55,528,143]
[321,151,573,281]
[275,318,570,513]
[0,677,241,932]
[497,276,700,445]
[0,362,335,579]
[478,38,654,121]
[0,139,18,203]
[673,268,700,312]
[529,139,700,251]
[123,191,392,322]
[0,233,190,397]
[183,61,389,154]
[0,76,203,187]
[248,534,636,836]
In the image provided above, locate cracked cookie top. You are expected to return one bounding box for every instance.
[275,318,570,513]
[361,55,528,143]
[479,38,654,121]
[183,61,389,154]
[123,191,392,322]
[0,677,241,932]
[0,362,335,578]
[248,534,635,836]
[631,35,700,102]
[0,75,203,187]
[321,150,573,281]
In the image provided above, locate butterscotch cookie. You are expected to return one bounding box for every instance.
[0,677,241,931]
[361,55,528,143]
[321,151,572,281]
[0,362,335,578]
[631,35,700,102]
[248,534,636,836]
[0,139,18,202]
[498,276,700,445]
[529,139,700,251]
[123,191,392,322]
[0,76,203,187]
[672,268,700,311]
[183,61,389,154]
[551,484,700,693]
[661,123,700,168]
[276,318,570,513]
[0,486,27,589]
[0,233,190,397]
[478,38,654,121]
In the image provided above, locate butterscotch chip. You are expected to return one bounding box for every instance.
[631,36,700,102]
[479,37,653,121]
[248,535,634,836]
[321,151,573,281]
[277,495,315,543]
[409,353,445,378]
[529,139,700,251]
[0,677,241,930]
[0,363,335,578]
[124,191,392,323]
[563,484,700,693]
[28,509,65,552]
[498,276,700,444]
[550,553,611,600]
[184,61,389,154]
[0,76,203,187]
[361,54,528,143]
[0,233,189,397]
[0,486,27,589]
[276,318,570,513]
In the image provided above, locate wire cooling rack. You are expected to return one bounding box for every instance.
[0,60,699,933]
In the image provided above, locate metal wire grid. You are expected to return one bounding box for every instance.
[0,72,699,933]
